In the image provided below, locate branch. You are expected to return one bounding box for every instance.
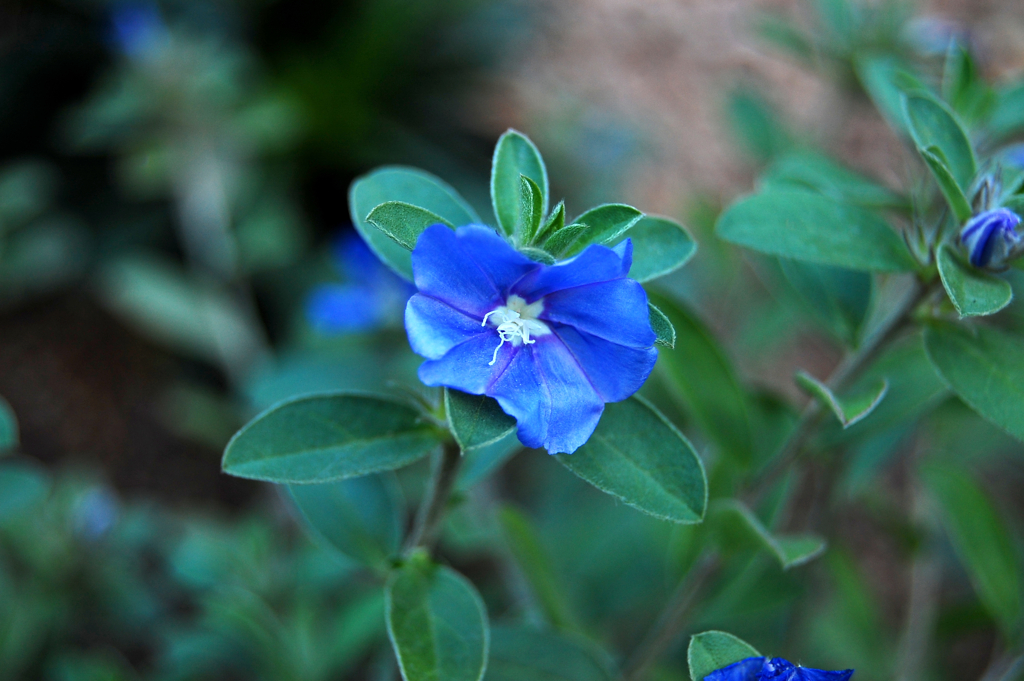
[404,441,462,554]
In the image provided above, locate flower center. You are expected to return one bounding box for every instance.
[481,294,550,366]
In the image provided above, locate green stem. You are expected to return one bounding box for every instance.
[404,441,462,554]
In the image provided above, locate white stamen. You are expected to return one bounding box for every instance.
[482,295,550,366]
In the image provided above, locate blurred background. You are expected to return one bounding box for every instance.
[1,0,1023,679]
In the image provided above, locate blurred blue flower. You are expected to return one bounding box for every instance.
[705,657,853,681]
[306,232,414,334]
[960,208,1022,268]
[110,2,169,59]
[405,224,657,454]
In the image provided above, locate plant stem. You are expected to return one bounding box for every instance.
[621,553,720,681]
[404,442,462,554]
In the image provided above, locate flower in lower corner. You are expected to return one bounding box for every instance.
[404,223,657,454]
[960,208,1022,269]
[705,657,854,681]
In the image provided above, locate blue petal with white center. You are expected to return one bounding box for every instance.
[960,208,1022,268]
[705,658,854,681]
[404,223,658,454]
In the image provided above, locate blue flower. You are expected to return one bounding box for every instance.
[307,232,414,334]
[110,3,169,59]
[405,224,657,454]
[960,208,1022,268]
[705,657,854,681]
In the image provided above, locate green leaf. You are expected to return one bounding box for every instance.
[0,461,50,520]
[778,258,871,346]
[223,393,441,483]
[761,151,906,209]
[350,166,480,280]
[653,295,754,466]
[649,303,676,349]
[903,93,977,193]
[534,201,565,245]
[924,323,1024,443]
[795,372,889,429]
[920,147,973,223]
[458,432,521,491]
[518,247,557,265]
[519,176,544,244]
[564,204,644,255]
[687,631,761,681]
[921,462,1022,635]
[937,244,1013,317]
[556,397,707,524]
[287,474,403,569]
[485,625,613,681]
[942,44,995,126]
[498,506,579,632]
[611,215,697,283]
[989,80,1024,140]
[715,500,826,569]
[386,557,490,681]
[492,130,549,238]
[445,389,516,451]
[366,202,453,250]
[543,223,589,258]
[0,395,17,454]
[716,190,915,272]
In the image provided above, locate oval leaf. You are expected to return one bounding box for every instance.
[924,323,1024,442]
[649,303,676,349]
[223,393,442,483]
[565,204,643,255]
[485,625,613,681]
[349,166,480,280]
[492,130,548,238]
[716,190,915,272]
[386,558,490,681]
[921,148,973,223]
[445,388,516,451]
[367,201,454,250]
[795,371,889,429]
[612,215,697,283]
[287,474,404,568]
[902,92,977,192]
[761,151,906,209]
[715,500,826,569]
[688,631,761,681]
[0,395,17,454]
[937,244,1012,317]
[556,397,707,524]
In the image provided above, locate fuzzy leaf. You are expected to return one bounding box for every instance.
[937,244,1012,317]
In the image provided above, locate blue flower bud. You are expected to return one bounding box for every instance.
[959,208,1022,268]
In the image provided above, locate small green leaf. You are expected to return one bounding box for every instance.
[485,625,614,681]
[543,223,589,258]
[716,190,915,272]
[653,295,754,466]
[921,147,973,223]
[716,500,826,569]
[223,393,441,483]
[492,130,549,238]
[924,323,1024,442]
[556,397,707,524]
[519,175,544,244]
[445,389,516,451]
[0,461,50,520]
[386,557,490,681]
[795,372,889,429]
[761,151,906,209]
[903,93,977,193]
[287,474,404,569]
[612,215,697,283]
[0,396,17,454]
[366,201,453,250]
[518,247,557,265]
[649,303,676,349]
[498,506,579,632]
[564,204,644,255]
[937,244,1013,317]
[534,201,565,245]
[687,631,761,681]
[349,166,480,280]
[921,462,1022,635]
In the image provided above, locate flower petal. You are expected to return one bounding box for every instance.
[405,293,487,360]
[489,337,604,454]
[411,224,538,316]
[541,277,655,348]
[551,324,657,402]
[791,669,854,681]
[512,239,633,299]
[417,331,514,395]
[705,658,766,681]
